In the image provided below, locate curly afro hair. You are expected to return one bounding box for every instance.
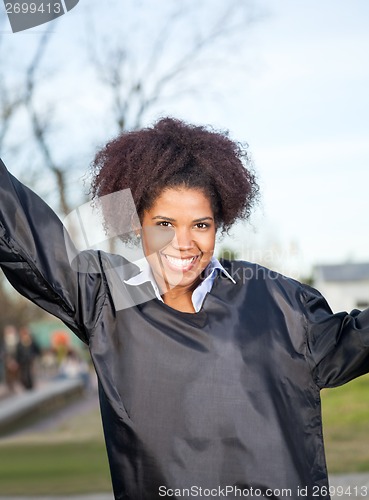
[90,117,259,237]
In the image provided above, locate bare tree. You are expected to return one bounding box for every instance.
[0,25,54,337]
[0,76,23,153]
[0,14,24,153]
[87,0,261,132]
[0,274,46,333]
[0,19,71,217]
[3,0,261,208]
[24,30,75,216]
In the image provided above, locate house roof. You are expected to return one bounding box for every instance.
[314,262,369,282]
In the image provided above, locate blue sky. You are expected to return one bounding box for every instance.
[222,0,369,276]
[2,0,368,278]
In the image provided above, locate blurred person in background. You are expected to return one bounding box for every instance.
[3,325,20,393]
[15,326,41,391]
[57,348,91,390]
[51,329,71,365]
[0,330,3,384]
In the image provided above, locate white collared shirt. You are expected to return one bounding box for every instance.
[124,256,235,312]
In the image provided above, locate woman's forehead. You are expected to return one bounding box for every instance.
[149,187,213,214]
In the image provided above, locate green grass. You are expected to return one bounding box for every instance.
[322,373,369,474]
[0,405,112,496]
[0,441,111,495]
[1,376,369,495]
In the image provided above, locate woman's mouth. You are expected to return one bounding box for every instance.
[161,253,200,272]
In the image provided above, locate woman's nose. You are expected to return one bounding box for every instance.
[171,228,194,251]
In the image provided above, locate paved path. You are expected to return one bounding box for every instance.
[330,473,369,498]
[1,476,369,499]
[0,476,367,499]
[0,378,84,435]
[0,495,113,500]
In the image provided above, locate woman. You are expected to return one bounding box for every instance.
[1,118,369,500]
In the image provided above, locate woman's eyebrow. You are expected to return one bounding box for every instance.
[193,217,214,222]
[152,215,176,221]
[151,215,214,222]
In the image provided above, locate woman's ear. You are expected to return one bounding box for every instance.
[131,226,142,244]
[130,208,142,240]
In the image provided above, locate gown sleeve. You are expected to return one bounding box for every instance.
[0,158,106,345]
[301,283,369,388]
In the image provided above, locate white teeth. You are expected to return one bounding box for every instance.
[164,255,196,268]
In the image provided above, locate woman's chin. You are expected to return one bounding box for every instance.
[153,266,201,292]
[161,271,200,291]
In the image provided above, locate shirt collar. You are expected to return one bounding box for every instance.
[202,256,235,283]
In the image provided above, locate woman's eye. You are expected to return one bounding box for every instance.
[157,221,172,227]
[195,223,209,229]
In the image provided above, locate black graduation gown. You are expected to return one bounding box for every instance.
[1,158,369,500]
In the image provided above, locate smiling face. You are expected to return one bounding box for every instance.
[141,187,217,297]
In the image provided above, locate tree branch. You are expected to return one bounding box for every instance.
[24,30,72,216]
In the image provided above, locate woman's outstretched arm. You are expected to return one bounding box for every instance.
[301,283,369,388]
[0,158,105,345]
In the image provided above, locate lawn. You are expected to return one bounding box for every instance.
[0,441,111,495]
[322,373,369,474]
[0,402,112,495]
[1,375,369,495]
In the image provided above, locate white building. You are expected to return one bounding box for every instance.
[313,263,369,313]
